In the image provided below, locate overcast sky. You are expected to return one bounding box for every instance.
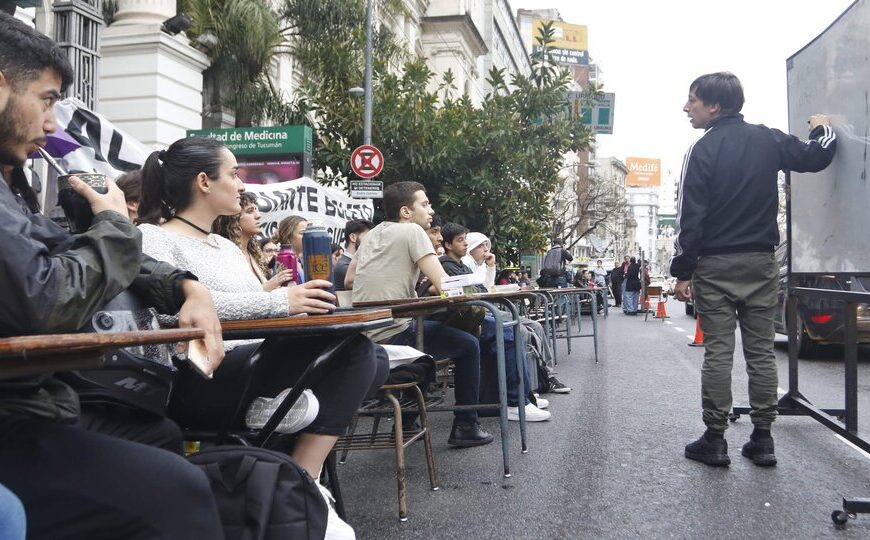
[512,0,854,181]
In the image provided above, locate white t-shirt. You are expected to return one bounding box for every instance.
[352,221,435,341]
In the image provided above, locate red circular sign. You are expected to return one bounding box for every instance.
[350,145,384,179]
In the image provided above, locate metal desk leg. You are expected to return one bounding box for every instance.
[589,292,599,363]
[467,300,512,477]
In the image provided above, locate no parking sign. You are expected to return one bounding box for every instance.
[350,145,384,179]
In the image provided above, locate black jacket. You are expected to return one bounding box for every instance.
[669,114,836,281]
[625,263,641,292]
[0,174,193,421]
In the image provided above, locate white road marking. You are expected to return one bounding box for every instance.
[674,327,685,332]
[835,434,870,460]
[777,387,786,395]
[665,321,673,325]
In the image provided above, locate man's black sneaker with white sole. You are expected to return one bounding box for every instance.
[741,437,777,466]
[685,432,731,467]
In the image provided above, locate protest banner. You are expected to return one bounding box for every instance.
[52,98,151,177]
[244,178,374,244]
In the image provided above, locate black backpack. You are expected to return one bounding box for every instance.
[188,446,328,540]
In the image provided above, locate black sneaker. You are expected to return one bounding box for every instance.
[549,377,572,394]
[741,437,777,466]
[447,422,494,448]
[685,432,731,466]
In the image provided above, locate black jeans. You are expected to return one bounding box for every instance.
[0,415,223,540]
[389,320,481,424]
[78,403,184,454]
[168,335,388,436]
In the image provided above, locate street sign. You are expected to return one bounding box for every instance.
[350,180,383,199]
[350,144,384,178]
[566,92,615,134]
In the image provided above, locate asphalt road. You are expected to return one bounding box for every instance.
[338,305,870,539]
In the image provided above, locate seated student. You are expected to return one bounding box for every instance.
[465,230,572,395]
[137,135,387,539]
[260,237,279,276]
[333,218,373,291]
[439,223,550,422]
[273,215,308,281]
[213,191,293,292]
[0,14,225,537]
[114,169,142,222]
[346,182,493,447]
[462,232,496,290]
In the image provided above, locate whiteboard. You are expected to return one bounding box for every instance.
[787,0,870,274]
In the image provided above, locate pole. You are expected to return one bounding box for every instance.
[363,0,374,146]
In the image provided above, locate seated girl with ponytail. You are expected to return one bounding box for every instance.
[137,136,388,539]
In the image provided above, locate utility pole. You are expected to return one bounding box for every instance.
[363,0,374,145]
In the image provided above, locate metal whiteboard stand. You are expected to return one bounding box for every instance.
[729,170,870,528]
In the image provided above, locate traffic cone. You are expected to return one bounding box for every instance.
[654,299,669,319]
[688,314,704,347]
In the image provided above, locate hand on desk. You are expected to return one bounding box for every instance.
[288,280,336,315]
[179,280,225,376]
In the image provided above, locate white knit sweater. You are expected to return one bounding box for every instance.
[139,224,290,348]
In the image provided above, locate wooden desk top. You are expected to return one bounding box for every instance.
[0,327,204,358]
[221,308,394,340]
[0,327,205,380]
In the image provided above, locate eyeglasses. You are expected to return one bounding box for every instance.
[263,248,278,254]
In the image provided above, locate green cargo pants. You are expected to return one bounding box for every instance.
[692,252,779,433]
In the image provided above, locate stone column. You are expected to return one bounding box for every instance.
[113,0,176,26]
[98,0,210,148]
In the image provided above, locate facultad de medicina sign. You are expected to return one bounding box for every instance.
[187,126,313,156]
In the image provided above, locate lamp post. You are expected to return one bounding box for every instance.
[362,0,374,145]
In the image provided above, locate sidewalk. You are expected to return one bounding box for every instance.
[340,311,870,538]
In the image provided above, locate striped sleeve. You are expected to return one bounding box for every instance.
[669,136,712,281]
[773,124,837,173]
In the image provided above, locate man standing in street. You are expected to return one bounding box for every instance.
[671,72,836,467]
[539,240,573,288]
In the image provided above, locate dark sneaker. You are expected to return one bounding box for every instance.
[741,437,777,466]
[685,433,731,466]
[448,422,494,448]
[549,377,572,394]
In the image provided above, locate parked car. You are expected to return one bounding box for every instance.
[773,242,870,357]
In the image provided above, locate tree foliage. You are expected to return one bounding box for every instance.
[280,2,595,261]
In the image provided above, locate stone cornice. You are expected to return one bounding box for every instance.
[422,13,488,57]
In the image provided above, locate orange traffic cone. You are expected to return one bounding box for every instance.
[688,314,704,347]
[654,299,669,319]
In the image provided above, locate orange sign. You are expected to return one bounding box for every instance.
[625,157,661,186]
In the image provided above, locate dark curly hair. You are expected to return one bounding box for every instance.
[213,192,265,274]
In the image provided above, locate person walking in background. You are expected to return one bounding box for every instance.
[671,71,836,468]
[610,262,624,307]
[623,257,641,315]
[538,240,573,288]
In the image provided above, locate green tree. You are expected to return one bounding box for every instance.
[280,2,594,262]
[181,0,284,127]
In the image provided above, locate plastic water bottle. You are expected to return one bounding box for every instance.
[275,244,298,285]
[301,224,334,293]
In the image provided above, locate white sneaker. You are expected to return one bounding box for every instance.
[535,397,549,409]
[245,388,319,434]
[507,403,551,422]
[316,482,356,540]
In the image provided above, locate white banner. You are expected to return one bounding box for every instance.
[53,98,151,177]
[244,178,374,244]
